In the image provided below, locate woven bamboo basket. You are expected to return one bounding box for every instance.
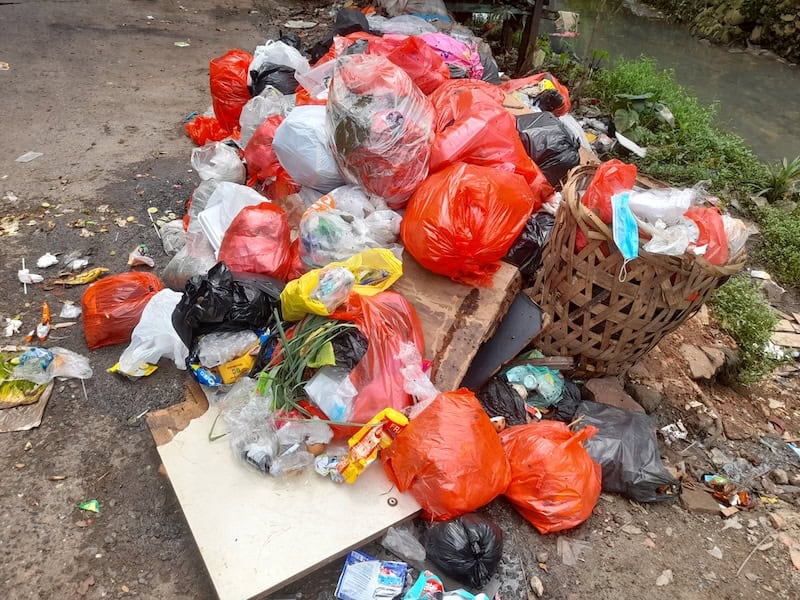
[530,165,745,377]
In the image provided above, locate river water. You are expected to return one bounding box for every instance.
[554,0,800,162]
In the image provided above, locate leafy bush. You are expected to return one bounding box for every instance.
[710,275,781,385]
[586,57,767,194]
[757,206,800,285]
[760,156,800,204]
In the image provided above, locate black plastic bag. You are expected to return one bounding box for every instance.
[476,377,527,426]
[249,63,298,96]
[308,8,373,63]
[448,63,469,79]
[172,263,283,346]
[478,41,501,85]
[278,33,302,50]
[425,513,503,588]
[516,111,580,188]
[574,401,680,503]
[504,211,555,284]
[546,379,582,423]
[330,328,368,370]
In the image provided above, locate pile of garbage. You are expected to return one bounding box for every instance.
[3,0,758,596]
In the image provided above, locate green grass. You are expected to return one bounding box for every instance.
[585,57,768,195]
[710,275,781,385]
[757,206,800,285]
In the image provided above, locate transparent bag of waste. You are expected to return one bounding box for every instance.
[304,366,358,422]
[197,330,259,368]
[382,525,427,563]
[238,86,292,147]
[162,232,217,291]
[13,347,93,384]
[159,219,187,255]
[118,290,188,373]
[190,141,245,183]
[223,386,280,473]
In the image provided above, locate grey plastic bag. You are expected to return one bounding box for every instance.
[574,401,680,503]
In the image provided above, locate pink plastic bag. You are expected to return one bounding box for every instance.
[420,33,483,80]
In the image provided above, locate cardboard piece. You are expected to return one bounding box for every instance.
[0,382,53,433]
[152,401,420,600]
[394,253,521,390]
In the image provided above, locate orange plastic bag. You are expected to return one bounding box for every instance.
[369,35,450,95]
[401,163,536,286]
[685,206,729,266]
[184,116,233,146]
[501,72,572,117]
[501,421,602,534]
[210,49,253,132]
[331,291,424,425]
[217,203,292,280]
[243,115,300,201]
[428,82,552,205]
[381,390,511,521]
[81,272,164,350]
[581,159,637,225]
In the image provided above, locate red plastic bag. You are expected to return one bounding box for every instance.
[428,81,552,205]
[81,272,164,350]
[685,206,729,266]
[368,35,450,95]
[210,49,253,132]
[327,54,435,208]
[285,239,307,281]
[501,72,572,117]
[401,163,536,286]
[184,116,232,146]
[381,390,511,521]
[217,203,292,280]
[331,291,425,424]
[243,115,300,201]
[581,159,637,225]
[501,421,602,534]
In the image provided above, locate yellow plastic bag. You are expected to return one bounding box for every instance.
[280,249,403,321]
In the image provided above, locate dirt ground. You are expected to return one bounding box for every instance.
[1,1,799,599]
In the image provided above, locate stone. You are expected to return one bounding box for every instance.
[681,487,721,515]
[762,279,786,304]
[710,447,734,466]
[789,473,800,487]
[535,551,548,563]
[771,332,800,348]
[750,25,763,43]
[708,546,723,560]
[701,346,726,372]
[721,507,741,519]
[723,417,751,441]
[655,569,673,587]
[744,572,758,582]
[624,383,663,414]
[583,377,644,413]
[621,524,642,535]
[771,469,790,485]
[768,513,787,530]
[529,576,544,598]
[680,344,717,380]
[642,538,656,549]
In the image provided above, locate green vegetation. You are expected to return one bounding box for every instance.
[585,57,767,194]
[756,206,800,285]
[760,156,800,204]
[710,275,781,385]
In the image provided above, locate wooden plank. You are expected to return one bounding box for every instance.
[146,379,209,447]
[394,253,521,390]
[775,319,797,333]
[772,331,800,348]
[153,402,420,600]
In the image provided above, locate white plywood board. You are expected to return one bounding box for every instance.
[157,404,421,600]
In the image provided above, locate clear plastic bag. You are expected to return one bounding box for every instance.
[187,180,220,234]
[162,232,217,291]
[222,385,280,473]
[197,330,258,368]
[273,105,345,193]
[295,60,336,101]
[299,193,402,269]
[310,267,356,312]
[118,289,189,373]
[13,347,93,384]
[628,187,698,225]
[196,182,267,252]
[722,214,750,258]
[276,419,333,446]
[304,366,358,422]
[238,86,291,147]
[382,525,427,563]
[366,14,437,35]
[641,217,699,256]
[159,219,187,255]
[190,141,245,183]
[327,54,434,208]
[406,0,449,16]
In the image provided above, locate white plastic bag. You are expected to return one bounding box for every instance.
[249,40,309,88]
[367,14,437,35]
[722,214,751,258]
[118,290,188,373]
[294,60,336,101]
[196,182,267,252]
[273,105,345,193]
[13,347,92,384]
[190,142,245,183]
[628,187,697,225]
[187,180,220,234]
[640,217,699,256]
[239,86,291,147]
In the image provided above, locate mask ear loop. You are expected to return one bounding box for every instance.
[619,259,631,283]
